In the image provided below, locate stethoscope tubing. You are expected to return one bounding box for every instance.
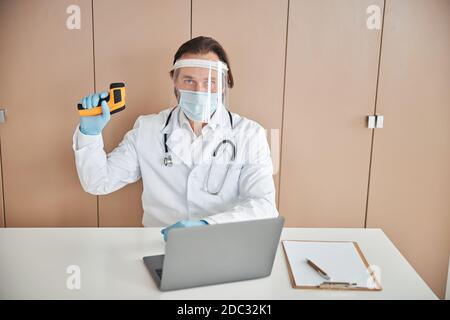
[162,107,236,195]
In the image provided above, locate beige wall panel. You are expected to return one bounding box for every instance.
[93,0,190,226]
[0,0,97,227]
[367,0,450,299]
[192,0,288,206]
[0,154,3,227]
[279,0,383,227]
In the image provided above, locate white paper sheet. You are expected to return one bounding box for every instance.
[283,241,378,288]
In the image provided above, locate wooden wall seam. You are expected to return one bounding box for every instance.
[364,0,387,228]
[190,0,193,39]
[91,0,100,228]
[0,135,6,227]
[277,0,290,210]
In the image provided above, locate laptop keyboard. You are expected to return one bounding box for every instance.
[155,268,163,279]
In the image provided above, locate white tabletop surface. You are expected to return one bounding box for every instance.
[0,227,437,300]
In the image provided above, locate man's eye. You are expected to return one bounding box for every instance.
[184,79,194,84]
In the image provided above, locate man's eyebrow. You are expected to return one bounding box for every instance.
[182,75,194,79]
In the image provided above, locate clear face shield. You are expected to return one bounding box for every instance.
[171,59,229,123]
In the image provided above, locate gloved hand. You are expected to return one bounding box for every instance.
[79,91,111,135]
[161,220,208,242]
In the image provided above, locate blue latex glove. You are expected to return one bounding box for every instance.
[79,91,111,135]
[161,220,208,242]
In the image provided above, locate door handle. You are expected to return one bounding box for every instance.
[375,114,384,128]
[367,115,384,129]
[0,108,6,124]
[367,115,376,128]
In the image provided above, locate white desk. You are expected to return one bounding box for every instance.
[0,228,437,300]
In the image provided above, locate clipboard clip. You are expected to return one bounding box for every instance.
[319,281,358,289]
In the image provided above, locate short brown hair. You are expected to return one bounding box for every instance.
[170,36,234,88]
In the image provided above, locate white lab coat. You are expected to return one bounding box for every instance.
[72,104,278,226]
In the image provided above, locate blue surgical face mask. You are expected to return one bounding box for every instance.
[178,89,218,122]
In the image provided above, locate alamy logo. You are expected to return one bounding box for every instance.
[366,264,381,289]
[66,5,81,30]
[66,265,81,290]
[366,5,382,30]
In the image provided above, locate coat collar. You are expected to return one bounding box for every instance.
[161,104,231,135]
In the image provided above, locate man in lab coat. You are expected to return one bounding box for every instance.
[72,36,278,240]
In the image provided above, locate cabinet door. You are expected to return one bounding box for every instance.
[279,0,383,227]
[93,0,190,226]
[192,0,288,205]
[0,0,97,226]
[367,0,450,298]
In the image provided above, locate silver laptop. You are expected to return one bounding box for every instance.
[143,216,284,291]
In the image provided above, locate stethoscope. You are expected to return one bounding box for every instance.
[163,107,236,195]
